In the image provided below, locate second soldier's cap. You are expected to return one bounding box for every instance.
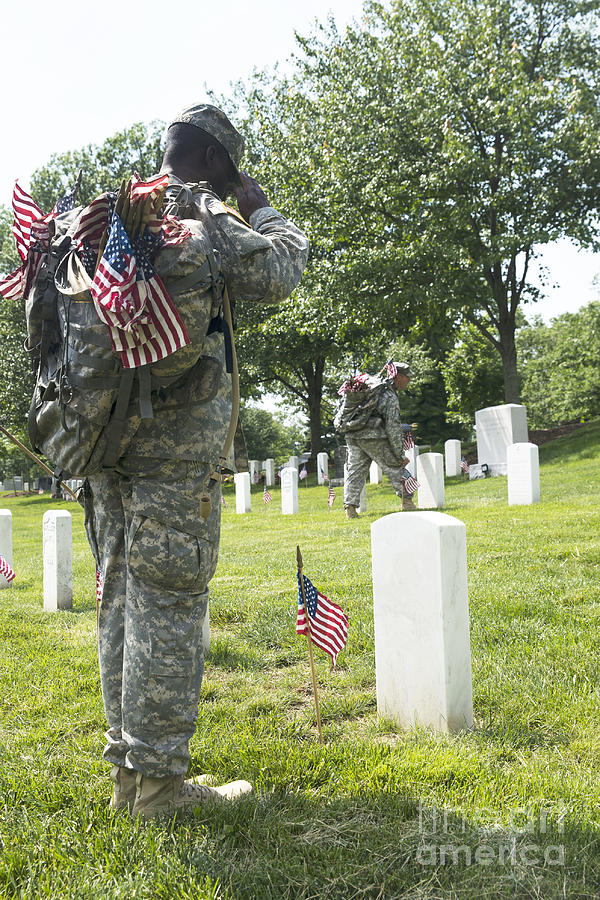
[393,361,413,377]
[168,103,244,181]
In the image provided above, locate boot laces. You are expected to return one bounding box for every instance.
[179,780,216,801]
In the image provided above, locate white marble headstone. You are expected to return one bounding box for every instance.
[234,473,251,514]
[507,442,540,505]
[0,509,13,589]
[475,404,528,467]
[417,453,445,509]
[43,510,73,611]
[281,466,299,514]
[444,440,461,477]
[371,511,473,732]
[264,459,275,486]
[288,456,299,469]
[405,446,419,477]
[317,452,329,485]
[370,461,382,484]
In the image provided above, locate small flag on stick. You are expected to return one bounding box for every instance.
[461,457,469,474]
[403,431,415,450]
[296,569,349,668]
[320,468,329,483]
[327,486,336,507]
[0,555,15,584]
[403,475,419,494]
[263,486,273,505]
[299,464,308,483]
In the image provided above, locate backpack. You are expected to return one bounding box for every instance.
[26,190,225,480]
[333,380,385,433]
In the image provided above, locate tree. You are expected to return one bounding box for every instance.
[275,0,600,403]
[239,405,304,461]
[441,322,505,432]
[518,302,600,426]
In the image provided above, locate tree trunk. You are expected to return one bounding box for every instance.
[498,324,520,404]
[302,358,325,457]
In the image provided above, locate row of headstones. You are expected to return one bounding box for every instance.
[234,444,540,514]
[247,453,333,487]
[0,509,72,609]
[1,477,35,492]
[0,502,473,733]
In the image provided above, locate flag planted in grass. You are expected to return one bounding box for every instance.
[327,486,336,507]
[296,573,348,666]
[263,486,272,505]
[461,457,469,473]
[299,465,308,481]
[0,555,15,583]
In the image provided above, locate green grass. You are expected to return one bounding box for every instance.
[2,424,600,897]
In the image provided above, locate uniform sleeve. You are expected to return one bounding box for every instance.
[205,199,309,303]
[379,389,408,459]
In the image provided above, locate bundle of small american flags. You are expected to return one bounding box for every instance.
[0,174,195,372]
[296,572,348,666]
[0,555,15,584]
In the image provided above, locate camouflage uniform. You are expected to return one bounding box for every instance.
[83,180,309,776]
[343,383,413,508]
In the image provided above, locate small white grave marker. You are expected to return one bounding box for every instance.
[370,461,382,484]
[264,459,275,486]
[281,466,299,515]
[234,473,251,513]
[371,511,473,732]
[43,510,73,611]
[417,453,445,509]
[0,509,13,589]
[475,403,528,467]
[317,452,329,484]
[405,446,419,476]
[507,442,540,505]
[444,440,461,477]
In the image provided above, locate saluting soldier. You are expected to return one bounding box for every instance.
[83,104,309,818]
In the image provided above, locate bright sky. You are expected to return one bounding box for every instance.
[2,0,597,322]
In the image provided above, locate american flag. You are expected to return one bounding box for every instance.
[299,465,308,481]
[403,475,419,494]
[385,360,397,379]
[252,469,259,484]
[91,211,190,369]
[0,555,15,584]
[0,182,71,300]
[403,431,415,450]
[327,486,336,507]
[276,466,284,480]
[95,569,103,606]
[320,468,329,483]
[296,573,348,666]
[263,486,273,505]
[461,457,469,473]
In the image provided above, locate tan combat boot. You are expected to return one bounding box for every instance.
[132,772,253,820]
[109,765,138,812]
[402,494,417,511]
[345,505,359,519]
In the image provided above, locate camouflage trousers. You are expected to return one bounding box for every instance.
[83,459,221,776]
[343,437,413,508]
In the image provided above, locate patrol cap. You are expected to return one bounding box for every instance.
[392,361,413,377]
[168,103,244,180]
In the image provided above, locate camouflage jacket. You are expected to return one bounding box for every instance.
[345,383,411,457]
[122,178,309,464]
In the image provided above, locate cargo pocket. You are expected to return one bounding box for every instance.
[127,479,219,593]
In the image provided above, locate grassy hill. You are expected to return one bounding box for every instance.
[1,424,600,898]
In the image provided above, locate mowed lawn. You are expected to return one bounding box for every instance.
[1,424,600,899]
